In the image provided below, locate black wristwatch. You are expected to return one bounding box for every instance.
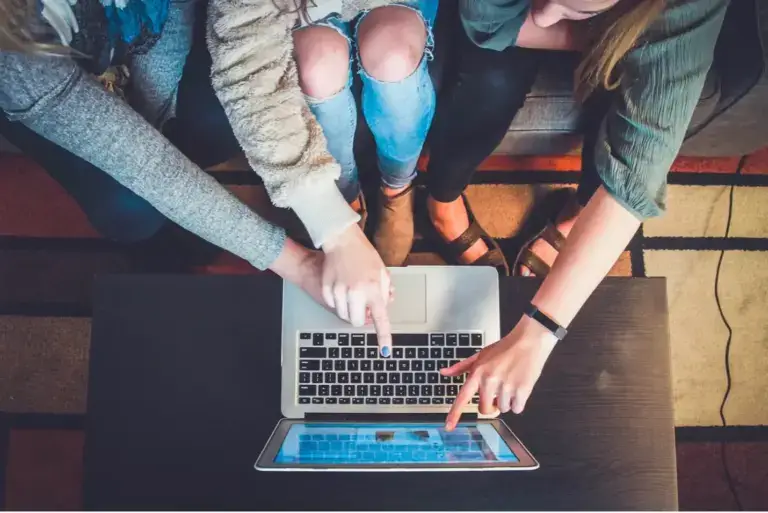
[524,304,568,341]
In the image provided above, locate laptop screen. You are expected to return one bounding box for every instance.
[273,423,519,465]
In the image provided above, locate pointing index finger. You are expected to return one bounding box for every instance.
[445,374,480,430]
[369,295,392,357]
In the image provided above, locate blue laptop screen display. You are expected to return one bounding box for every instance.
[274,423,519,465]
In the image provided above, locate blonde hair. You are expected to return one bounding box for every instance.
[575,0,666,100]
[0,0,71,54]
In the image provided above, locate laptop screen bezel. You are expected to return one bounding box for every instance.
[255,418,539,471]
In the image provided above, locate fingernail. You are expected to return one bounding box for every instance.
[380,345,391,358]
[521,268,530,277]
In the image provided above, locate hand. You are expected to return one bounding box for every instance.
[321,224,393,356]
[441,315,558,430]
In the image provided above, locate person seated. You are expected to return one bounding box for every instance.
[0,0,394,354]
[417,0,727,427]
[206,0,437,339]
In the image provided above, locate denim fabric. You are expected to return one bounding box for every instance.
[302,0,438,202]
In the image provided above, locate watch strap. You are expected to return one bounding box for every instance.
[524,304,568,341]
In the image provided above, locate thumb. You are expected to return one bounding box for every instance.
[441,353,479,376]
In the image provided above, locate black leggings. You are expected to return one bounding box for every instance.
[426,24,608,205]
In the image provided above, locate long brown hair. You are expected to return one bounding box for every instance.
[575,0,666,100]
[0,0,73,54]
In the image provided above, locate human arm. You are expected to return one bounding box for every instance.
[443,0,730,427]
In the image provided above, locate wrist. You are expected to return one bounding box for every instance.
[321,223,359,253]
[516,313,559,350]
[269,237,314,284]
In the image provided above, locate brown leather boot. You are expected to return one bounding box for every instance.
[373,184,415,266]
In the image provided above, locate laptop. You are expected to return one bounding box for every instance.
[255,266,539,471]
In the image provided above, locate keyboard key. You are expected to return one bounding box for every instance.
[332,385,342,396]
[371,385,382,396]
[367,334,378,346]
[344,385,355,396]
[326,397,337,404]
[300,347,326,358]
[448,385,458,396]
[299,372,310,384]
[471,334,483,346]
[386,361,397,372]
[446,397,455,404]
[430,348,441,359]
[444,348,455,359]
[329,348,340,359]
[299,397,310,404]
[432,398,445,405]
[453,375,465,384]
[312,397,323,404]
[446,334,458,346]
[351,373,362,383]
[428,373,438,384]
[323,361,333,371]
[393,348,404,359]
[435,385,446,396]
[335,360,346,371]
[383,385,394,396]
[338,334,350,346]
[326,333,337,340]
[412,361,423,371]
[396,385,407,396]
[408,385,420,396]
[430,334,445,346]
[405,348,416,359]
[425,361,436,371]
[393,334,428,346]
[421,385,432,396]
[471,397,480,404]
[348,360,359,371]
[361,361,372,371]
[374,361,384,371]
[398,361,410,371]
[352,334,366,346]
[299,385,316,396]
[389,373,400,384]
[457,348,476,359]
[312,333,324,346]
[403,374,414,384]
[367,348,378,359]
[450,359,461,367]
[354,348,365,359]
[340,398,351,404]
[364,373,375,384]
[342,348,352,359]
[300,360,319,371]
[379,398,391,404]
[407,398,418,404]
[324,373,336,383]
[441,374,452,384]
[459,334,470,346]
[438,360,449,370]
[338,373,349,383]
[353,397,364,404]
[312,372,323,383]
[376,373,388,384]
[415,373,426,384]
[319,385,329,396]
[357,385,368,396]
[366,398,377,405]
[393,398,405,404]
[300,333,311,340]
[418,348,429,359]
[419,398,431,405]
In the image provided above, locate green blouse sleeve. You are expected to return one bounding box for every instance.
[459,0,530,50]
[593,0,729,220]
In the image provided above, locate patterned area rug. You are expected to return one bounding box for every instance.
[1,151,768,428]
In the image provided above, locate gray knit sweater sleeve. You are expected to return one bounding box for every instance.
[0,51,286,270]
[594,0,729,219]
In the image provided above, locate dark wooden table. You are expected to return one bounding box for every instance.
[83,274,677,510]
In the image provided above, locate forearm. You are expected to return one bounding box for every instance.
[530,187,640,327]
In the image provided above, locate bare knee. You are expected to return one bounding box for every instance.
[357,6,427,82]
[293,26,350,99]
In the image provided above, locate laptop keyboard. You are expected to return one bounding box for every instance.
[296,333,483,406]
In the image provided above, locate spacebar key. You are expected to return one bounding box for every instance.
[392,334,428,346]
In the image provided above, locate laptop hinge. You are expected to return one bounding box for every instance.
[305,412,478,422]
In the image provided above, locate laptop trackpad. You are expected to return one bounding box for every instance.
[388,273,427,324]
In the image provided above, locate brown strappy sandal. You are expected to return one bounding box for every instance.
[514,188,580,277]
[421,193,510,276]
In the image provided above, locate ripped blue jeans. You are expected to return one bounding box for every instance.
[300,0,438,202]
